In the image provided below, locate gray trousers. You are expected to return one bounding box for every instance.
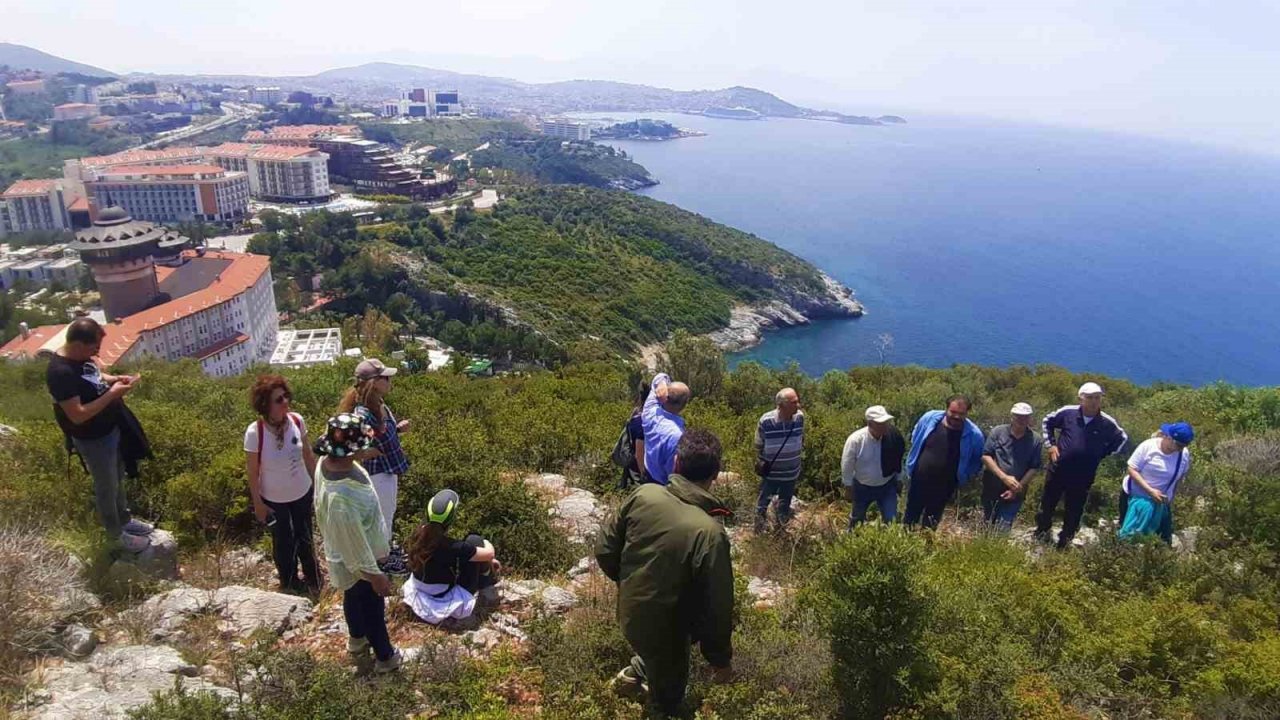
[71,428,131,537]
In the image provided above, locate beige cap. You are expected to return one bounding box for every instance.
[865,405,894,423]
[1011,402,1034,416]
[355,358,398,381]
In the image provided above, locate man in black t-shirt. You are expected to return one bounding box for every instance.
[46,318,152,553]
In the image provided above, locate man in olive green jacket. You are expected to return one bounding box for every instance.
[596,428,735,715]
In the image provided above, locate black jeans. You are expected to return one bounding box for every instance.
[903,474,957,529]
[1034,473,1091,547]
[344,579,394,661]
[456,534,496,593]
[264,488,319,589]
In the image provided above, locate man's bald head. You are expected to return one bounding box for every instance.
[664,382,692,414]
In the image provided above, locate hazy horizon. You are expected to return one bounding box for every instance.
[4,0,1276,155]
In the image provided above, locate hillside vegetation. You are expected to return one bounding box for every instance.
[252,185,833,358]
[3,355,1280,718]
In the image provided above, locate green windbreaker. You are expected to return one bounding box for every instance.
[595,474,734,668]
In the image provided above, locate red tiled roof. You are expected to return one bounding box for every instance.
[3,179,60,197]
[209,143,320,160]
[0,324,66,361]
[195,332,249,360]
[99,250,271,365]
[80,147,207,168]
[68,196,90,212]
[97,164,228,178]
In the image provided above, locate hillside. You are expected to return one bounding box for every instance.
[128,60,897,123]
[255,185,861,361]
[0,43,115,78]
[3,358,1280,718]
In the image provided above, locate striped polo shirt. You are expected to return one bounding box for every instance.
[756,409,805,483]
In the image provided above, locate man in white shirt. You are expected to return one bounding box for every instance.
[841,405,907,528]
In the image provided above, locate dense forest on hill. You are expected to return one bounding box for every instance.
[2,356,1280,718]
[470,138,655,189]
[249,185,834,359]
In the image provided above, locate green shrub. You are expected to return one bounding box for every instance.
[127,681,237,720]
[803,526,930,719]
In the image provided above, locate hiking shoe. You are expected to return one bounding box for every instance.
[346,637,371,656]
[374,649,403,673]
[119,531,150,553]
[122,519,155,536]
[610,666,648,699]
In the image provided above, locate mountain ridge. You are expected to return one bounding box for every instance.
[0,43,116,78]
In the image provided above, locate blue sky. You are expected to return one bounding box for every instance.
[3,0,1275,154]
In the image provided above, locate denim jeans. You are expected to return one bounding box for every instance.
[344,579,395,661]
[903,474,957,530]
[756,479,796,525]
[849,480,898,528]
[981,474,1024,531]
[71,428,131,537]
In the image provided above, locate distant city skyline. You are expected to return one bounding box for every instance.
[3,0,1276,155]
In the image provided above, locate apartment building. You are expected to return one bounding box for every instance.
[207,143,331,203]
[86,165,250,224]
[1,179,73,233]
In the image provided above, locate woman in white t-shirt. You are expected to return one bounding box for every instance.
[245,375,319,593]
[1118,422,1194,543]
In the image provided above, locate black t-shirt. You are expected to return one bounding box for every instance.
[915,421,962,485]
[46,354,122,440]
[412,536,478,586]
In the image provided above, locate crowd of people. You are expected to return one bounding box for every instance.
[44,318,1197,714]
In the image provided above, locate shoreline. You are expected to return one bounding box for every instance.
[638,272,865,365]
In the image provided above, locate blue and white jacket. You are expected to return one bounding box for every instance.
[1042,405,1128,482]
[906,410,986,486]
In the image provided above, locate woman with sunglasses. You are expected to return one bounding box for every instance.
[245,374,320,593]
[1118,421,1194,543]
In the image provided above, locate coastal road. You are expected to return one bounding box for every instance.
[137,102,259,149]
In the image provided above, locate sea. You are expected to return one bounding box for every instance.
[585,112,1280,387]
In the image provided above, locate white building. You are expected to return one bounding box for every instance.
[429,90,462,117]
[270,327,343,367]
[86,165,251,224]
[542,119,592,141]
[1,179,72,233]
[207,143,331,203]
[53,103,100,122]
[250,87,283,105]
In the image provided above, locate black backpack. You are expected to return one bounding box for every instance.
[610,418,636,468]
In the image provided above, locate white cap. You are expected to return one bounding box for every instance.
[1011,402,1034,416]
[1078,382,1104,396]
[865,405,894,423]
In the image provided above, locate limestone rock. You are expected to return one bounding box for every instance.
[537,586,579,615]
[1173,526,1201,554]
[746,576,786,608]
[214,585,313,635]
[526,473,569,494]
[462,627,503,652]
[108,529,180,583]
[28,644,235,720]
[567,556,594,579]
[553,489,606,544]
[500,579,548,606]
[125,584,313,639]
[60,624,98,659]
[488,612,527,642]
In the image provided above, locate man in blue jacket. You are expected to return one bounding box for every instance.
[1034,382,1129,549]
[904,395,985,529]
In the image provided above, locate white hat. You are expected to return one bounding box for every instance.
[865,405,894,423]
[1011,402,1034,416]
[1078,382,1105,396]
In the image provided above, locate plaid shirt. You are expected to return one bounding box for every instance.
[357,404,410,476]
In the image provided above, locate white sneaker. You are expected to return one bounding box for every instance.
[122,519,155,536]
[119,532,150,553]
[373,649,403,674]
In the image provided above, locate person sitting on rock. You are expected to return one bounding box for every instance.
[401,489,501,625]
[313,413,402,673]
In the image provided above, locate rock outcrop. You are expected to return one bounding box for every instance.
[125,584,313,639]
[25,645,235,720]
[522,473,606,545]
[107,529,180,583]
[705,272,864,353]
